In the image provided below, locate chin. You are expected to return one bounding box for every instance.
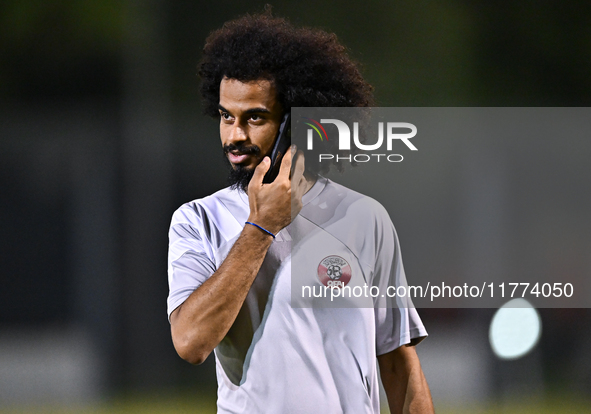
[231,162,252,170]
[227,164,255,193]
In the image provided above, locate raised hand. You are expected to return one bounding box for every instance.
[247,145,307,235]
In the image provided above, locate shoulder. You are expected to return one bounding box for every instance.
[171,187,243,224]
[169,187,247,244]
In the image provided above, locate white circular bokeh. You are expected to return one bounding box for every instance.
[489,298,542,360]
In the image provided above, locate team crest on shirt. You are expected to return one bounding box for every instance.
[317,255,351,288]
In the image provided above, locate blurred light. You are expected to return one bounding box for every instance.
[489,298,542,360]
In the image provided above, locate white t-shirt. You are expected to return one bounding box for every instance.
[167,176,427,414]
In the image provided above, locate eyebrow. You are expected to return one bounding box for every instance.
[218,104,272,115]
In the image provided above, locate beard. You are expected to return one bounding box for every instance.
[223,143,262,192]
[227,164,255,193]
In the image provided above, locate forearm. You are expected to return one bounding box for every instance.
[378,346,434,414]
[170,224,273,364]
[399,361,433,414]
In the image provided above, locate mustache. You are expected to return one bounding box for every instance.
[223,143,261,156]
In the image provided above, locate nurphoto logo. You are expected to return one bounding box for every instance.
[302,117,418,164]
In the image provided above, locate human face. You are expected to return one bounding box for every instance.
[219,77,283,172]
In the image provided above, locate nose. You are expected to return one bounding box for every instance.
[226,120,248,146]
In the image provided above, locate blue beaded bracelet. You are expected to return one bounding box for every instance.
[245,221,276,238]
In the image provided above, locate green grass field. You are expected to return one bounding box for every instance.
[1,392,589,414]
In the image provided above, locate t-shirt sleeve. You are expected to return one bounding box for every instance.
[370,204,428,355]
[167,205,217,320]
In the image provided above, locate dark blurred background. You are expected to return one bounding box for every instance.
[1,0,590,411]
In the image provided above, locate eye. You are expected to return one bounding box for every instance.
[220,111,233,122]
[249,114,266,123]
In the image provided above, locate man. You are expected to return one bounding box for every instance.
[167,10,434,414]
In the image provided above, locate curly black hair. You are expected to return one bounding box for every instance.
[198,9,374,174]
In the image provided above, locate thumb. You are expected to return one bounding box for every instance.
[250,156,271,187]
